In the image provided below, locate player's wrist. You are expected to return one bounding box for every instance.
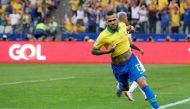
[105,49,114,54]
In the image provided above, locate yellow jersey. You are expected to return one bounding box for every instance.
[65,20,74,32]
[93,22,130,58]
[70,0,80,11]
[180,2,187,15]
[171,10,180,27]
[158,0,168,10]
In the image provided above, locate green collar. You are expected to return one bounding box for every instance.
[106,25,120,33]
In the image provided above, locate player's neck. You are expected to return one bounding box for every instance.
[107,25,120,33]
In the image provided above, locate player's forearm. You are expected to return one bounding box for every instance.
[91,49,110,55]
[130,43,141,52]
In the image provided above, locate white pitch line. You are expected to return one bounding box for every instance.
[159,98,190,109]
[0,77,76,86]
[0,107,43,109]
[0,108,28,109]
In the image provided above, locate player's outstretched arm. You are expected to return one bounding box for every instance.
[130,42,144,55]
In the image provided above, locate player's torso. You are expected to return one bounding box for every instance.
[102,24,130,57]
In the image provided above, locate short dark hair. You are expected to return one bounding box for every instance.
[106,10,115,17]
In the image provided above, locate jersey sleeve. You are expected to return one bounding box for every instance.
[93,34,104,50]
[119,22,127,30]
[119,22,129,38]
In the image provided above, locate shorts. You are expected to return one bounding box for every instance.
[111,53,145,84]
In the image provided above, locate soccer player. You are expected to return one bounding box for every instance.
[91,11,159,109]
[117,12,147,101]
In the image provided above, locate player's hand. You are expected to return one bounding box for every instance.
[139,49,144,55]
[107,44,116,53]
[127,25,135,34]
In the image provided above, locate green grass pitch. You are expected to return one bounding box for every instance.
[0,64,190,109]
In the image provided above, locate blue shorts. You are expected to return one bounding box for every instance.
[111,53,145,85]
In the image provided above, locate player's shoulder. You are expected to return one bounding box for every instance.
[119,22,126,28]
[98,28,110,37]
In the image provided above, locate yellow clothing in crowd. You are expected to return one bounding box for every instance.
[65,20,74,32]
[111,0,116,9]
[46,0,52,7]
[37,5,43,14]
[36,23,47,31]
[11,1,22,13]
[101,0,108,7]
[0,6,6,14]
[169,2,180,27]
[158,0,168,10]
[70,0,80,11]
[75,25,85,33]
[148,1,157,11]
[170,10,180,27]
[6,16,11,25]
[169,2,178,15]
[180,1,187,15]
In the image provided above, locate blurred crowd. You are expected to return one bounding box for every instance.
[64,0,190,34]
[1,0,190,41]
[0,0,58,40]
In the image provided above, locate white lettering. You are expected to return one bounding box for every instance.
[9,44,21,60]
[36,44,46,60]
[9,44,46,61]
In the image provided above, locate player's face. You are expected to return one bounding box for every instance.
[106,14,119,30]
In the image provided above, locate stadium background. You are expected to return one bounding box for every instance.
[0,0,190,109]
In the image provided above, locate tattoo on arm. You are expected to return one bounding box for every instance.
[130,43,141,51]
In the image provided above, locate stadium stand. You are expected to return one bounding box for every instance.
[61,0,190,42]
[0,0,190,41]
[0,0,60,40]
[62,32,187,42]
